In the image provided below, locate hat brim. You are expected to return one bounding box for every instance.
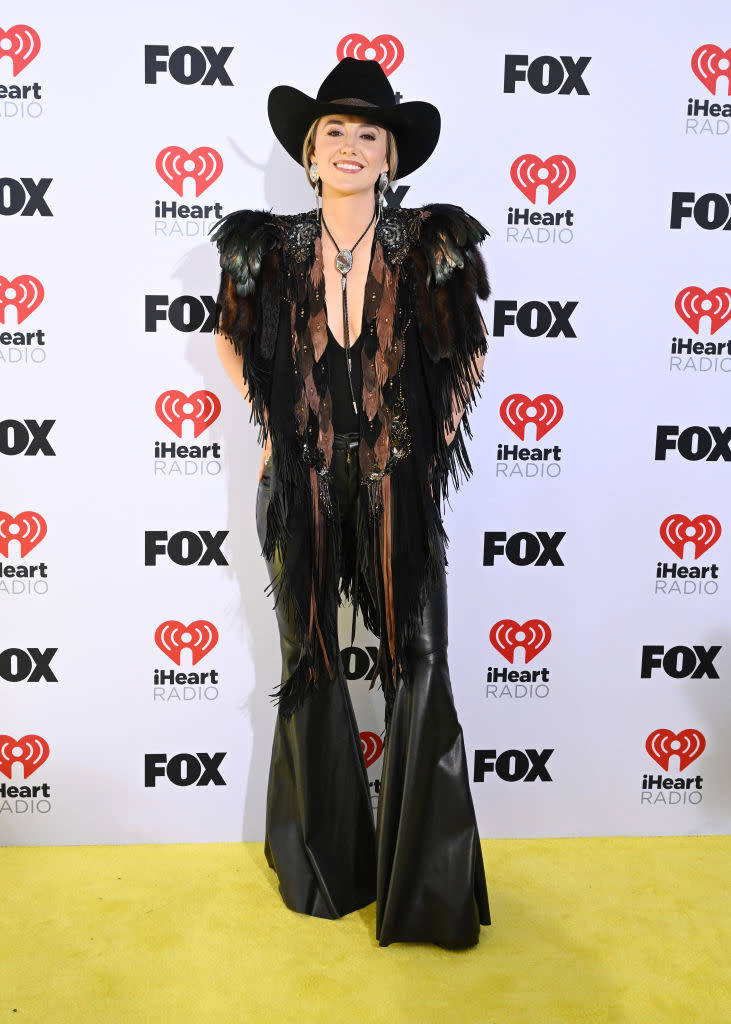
[267,85,441,180]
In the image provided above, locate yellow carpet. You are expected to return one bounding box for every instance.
[2,837,728,1023]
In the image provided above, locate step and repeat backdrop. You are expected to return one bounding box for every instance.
[2,2,730,845]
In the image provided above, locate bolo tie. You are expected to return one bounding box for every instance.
[320,206,377,415]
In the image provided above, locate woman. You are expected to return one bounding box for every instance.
[210,56,491,949]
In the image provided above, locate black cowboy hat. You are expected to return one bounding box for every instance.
[267,57,441,180]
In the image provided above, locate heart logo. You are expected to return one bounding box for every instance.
[499,394,563,441]
[155,620,219,666]
[155,147,223,198]
[155,390,221,438]
[0,25,41,76]
[337,34,404,76]
[0,510,47,557]
[0,275,44,325]
[0,734,50,779]
[675,286,731,335]
[659,514,721,559]
[690,44,731,95]
[360,731,383,767]
[646,729,706,772]
[490,619,552,664]
[510,154,576,204]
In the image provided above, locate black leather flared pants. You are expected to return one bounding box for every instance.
[255,432,491,948]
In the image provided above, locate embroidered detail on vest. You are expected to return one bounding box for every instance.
[280,211,320,262]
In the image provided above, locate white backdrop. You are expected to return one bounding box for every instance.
[2,1,729,845]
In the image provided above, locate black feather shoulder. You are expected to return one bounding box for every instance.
[207,208,285,361]
[406,202,490,365]
[207,210,286,436]
[208,208,283,298]
[403,203,491,502]
[417,203,490,296]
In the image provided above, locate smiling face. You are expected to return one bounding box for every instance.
[311,114,389,198]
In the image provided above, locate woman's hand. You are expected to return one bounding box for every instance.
[214,329,272,480]
[258,437,273,481]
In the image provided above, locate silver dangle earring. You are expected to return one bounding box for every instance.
[309,162,321,220]
[376,170,389,223]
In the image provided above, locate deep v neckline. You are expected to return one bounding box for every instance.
[326,323,363,351]
[322,226,377,350]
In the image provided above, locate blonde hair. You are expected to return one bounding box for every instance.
[302,116,399,191]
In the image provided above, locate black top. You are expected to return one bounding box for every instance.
[327,325,362,434]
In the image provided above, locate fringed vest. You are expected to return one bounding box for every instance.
[210,203,490,725]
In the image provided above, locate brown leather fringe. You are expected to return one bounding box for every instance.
[299,235,334,465]
[360,241,402,482]
[308,236,328,363]
[379,474,398,682]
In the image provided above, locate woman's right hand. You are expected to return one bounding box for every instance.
[258,438,273,481]
[214,330,272,481]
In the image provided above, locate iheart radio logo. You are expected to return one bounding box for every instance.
[0,734,49,779]
[0,510,47,557]
[155,390,221,438]
[155,147,223,197]
[0,25,41,76]
[500,394,563,441]
[675,286,731,335]
[510,154,576,204]
[490,619,551,664]
[646,728,705,771]
[0,275,44,325]
[337,34,404,76]
[155,620,219,666]
[659,514,721,559]
[691,44,731,95]
[360,731,383,767]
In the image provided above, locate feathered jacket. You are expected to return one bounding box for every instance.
[209,203,490,723]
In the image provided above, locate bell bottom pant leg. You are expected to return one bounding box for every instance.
[255,452,490,946]
[256,458,377,920]
[374,537,492,949]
